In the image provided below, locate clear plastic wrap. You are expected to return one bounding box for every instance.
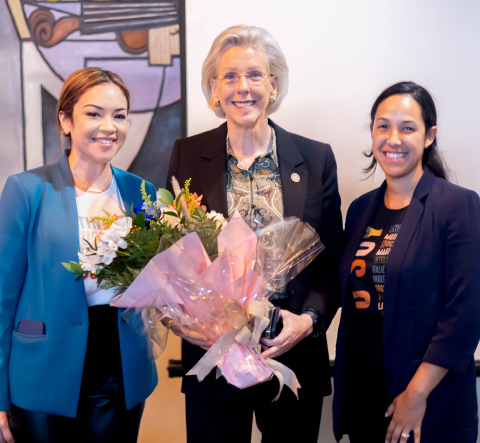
[112,211,324,398]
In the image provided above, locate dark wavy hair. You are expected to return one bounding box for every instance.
[365,81,448,181]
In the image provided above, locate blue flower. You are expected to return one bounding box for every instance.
[134,202,156,227]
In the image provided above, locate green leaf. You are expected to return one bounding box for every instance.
[163,211,178,217]
[157,188,174,206]
[62,262,74,273]
[62,261,85,276]
[133,211,146,228]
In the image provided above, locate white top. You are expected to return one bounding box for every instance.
[75,176,125,306]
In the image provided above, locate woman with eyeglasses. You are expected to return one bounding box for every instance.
[0,67,157,443]
[166,25,344,443]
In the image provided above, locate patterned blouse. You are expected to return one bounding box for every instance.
[226,127,284,228]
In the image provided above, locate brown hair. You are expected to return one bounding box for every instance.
[57,67,130,146]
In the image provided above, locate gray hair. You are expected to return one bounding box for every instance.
[201,25,289,118]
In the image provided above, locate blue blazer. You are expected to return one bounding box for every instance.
[0,151,158,417]
[333,168,480,442]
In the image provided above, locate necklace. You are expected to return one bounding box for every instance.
[70,167,111,193]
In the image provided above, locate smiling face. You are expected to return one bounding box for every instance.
[211,46,277,129]
[371,94,437,182]
[59,83,129,165]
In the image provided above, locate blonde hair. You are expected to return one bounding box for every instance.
[201,25,289,118]
[57,67,130,147]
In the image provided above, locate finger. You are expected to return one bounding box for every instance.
[188,338,214,349]
[385,400,396,417]
[261,326,293,347]
[385,419,396,443]
[391,424,404,443]
[400,430,411,443]
[261,345,280,359]
[414,427,421,443]
[179,327,208,342]
[0,425,14,443]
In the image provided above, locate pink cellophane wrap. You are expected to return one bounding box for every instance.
[112,211,324,395]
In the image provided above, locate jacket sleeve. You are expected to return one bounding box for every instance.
[0,176,30,410]
[166,139,181,194]
[423,189,480,373]
[302,145,344,332]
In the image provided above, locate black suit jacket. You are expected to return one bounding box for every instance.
[333,167,480,442]
[167,119,343,395]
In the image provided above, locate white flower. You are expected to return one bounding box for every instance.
[78,252,103,273]
[160,206,180,228]
[99,222,128,250]
[207,210,227,228]
[110,217,132,237]
[96,242,118,265]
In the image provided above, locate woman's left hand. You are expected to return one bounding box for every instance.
[385,386,427,443]
[260,309,313,359]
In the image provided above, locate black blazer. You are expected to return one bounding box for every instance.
[167,120,344,395]
[333,167,480,443]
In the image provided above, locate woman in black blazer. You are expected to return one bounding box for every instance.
[333,82,480,443]
[166,25,343,443]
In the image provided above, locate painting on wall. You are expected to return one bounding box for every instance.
[4,0,186,189]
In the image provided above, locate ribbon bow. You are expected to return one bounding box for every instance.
[187,299,301,401]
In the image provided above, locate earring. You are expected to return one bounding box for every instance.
[270,97,276,104]
[63,130,69,136]
[213,100,220,107]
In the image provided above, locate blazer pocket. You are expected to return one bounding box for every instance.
[305,191,323,204]
[12,330,48,339]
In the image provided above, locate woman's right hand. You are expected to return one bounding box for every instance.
[170,325,214,351]
[0,411,14,443]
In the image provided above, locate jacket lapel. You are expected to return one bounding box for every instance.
[113,167,136,212]
[383,168,435,371]
[340,183,386,305]
[55,150,88,303]
[197,122,229,216]
[270,120,308,219]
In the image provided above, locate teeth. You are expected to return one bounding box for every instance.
[386,152,406,158]
[233,101,254,107]
[95,139,114,144]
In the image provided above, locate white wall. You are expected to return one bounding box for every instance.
[176,2,480,441]
[184,0,480,361]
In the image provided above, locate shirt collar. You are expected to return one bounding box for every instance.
[226,126,279,169]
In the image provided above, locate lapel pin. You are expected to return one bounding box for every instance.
[291,173,300,183]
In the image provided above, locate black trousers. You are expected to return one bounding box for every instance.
[11,306,145,443]
[184,327,329,443]
[186,376,324,443]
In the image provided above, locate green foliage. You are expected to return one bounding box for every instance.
[89,210,120,226]
[182,178,192,200]
[157,188,174,206]
[65,178,223,295]
[62,261,87,281]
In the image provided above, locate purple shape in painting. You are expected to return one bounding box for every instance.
[37,2,81,15]
[159,57,181,107]
[67,31,117,41]
[86,59,164,112]
[39,40,146,80]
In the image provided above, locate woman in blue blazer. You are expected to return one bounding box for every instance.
[0,68,157,442]
[333,82,480,443]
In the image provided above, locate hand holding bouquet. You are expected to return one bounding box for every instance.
[63,178,324,400]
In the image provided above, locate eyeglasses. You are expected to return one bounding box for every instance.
[217,72,273,87]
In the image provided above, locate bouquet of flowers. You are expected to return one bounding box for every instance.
[63,177,324,400]
[63,178,226,292]
[112,210,325,400]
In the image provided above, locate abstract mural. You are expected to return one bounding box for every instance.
[2,0,186,189]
